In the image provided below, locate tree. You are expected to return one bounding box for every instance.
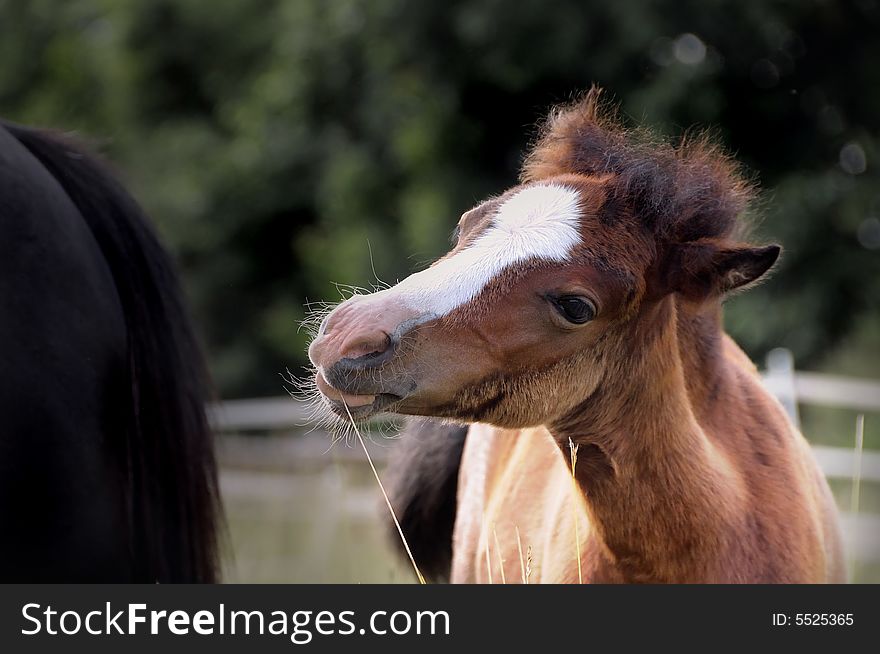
[2,0,877,396]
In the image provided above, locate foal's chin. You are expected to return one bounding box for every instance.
[320,394,404,421]
[314,371,404,421]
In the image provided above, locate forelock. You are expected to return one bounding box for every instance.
[521,87,755,244]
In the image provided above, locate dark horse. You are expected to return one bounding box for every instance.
[0,121,219,581]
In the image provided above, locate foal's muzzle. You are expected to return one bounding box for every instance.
[308,294,426,416]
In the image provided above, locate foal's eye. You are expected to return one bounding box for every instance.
[553,296,596,324]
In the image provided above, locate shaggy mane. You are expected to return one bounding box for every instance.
[521,87,754,243]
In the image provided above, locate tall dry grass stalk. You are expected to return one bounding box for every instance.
[525,545,533,583]
[516,525,527,584]
[483,512,494,584]
[849,414,865,583]
[493,525,507,584]
[569,437,583,584]
[341,400,426,584]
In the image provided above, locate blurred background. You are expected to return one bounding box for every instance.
[1,0,878,582]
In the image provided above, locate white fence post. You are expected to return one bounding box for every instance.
[765,347,800,429]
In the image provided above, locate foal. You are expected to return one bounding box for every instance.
[306,91,844,583]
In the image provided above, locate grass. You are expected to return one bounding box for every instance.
[493,525,507,584]
[220,465,413,583]
[341,399,425,584]
[516,526,528,584]
[848,415,865,582]
[801,406,879,450]
[569,437,583,584]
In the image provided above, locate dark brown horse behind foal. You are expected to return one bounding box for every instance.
[307,89,844,583]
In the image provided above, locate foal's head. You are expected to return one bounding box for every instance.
[306,90,779,428]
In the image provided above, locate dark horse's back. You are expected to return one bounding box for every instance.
[0,122,219,581]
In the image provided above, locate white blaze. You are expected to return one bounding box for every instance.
[382,183,582,319]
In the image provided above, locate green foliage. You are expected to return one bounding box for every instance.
[2,0,877,396]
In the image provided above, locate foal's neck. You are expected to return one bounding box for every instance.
[550,296,743,582]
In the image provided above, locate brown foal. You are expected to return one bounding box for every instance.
[306,89,844,583]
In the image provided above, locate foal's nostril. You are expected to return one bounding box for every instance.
[318,313,332,336]
[338,331,394,368]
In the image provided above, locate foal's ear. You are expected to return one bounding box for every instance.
[662,241,781,300]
